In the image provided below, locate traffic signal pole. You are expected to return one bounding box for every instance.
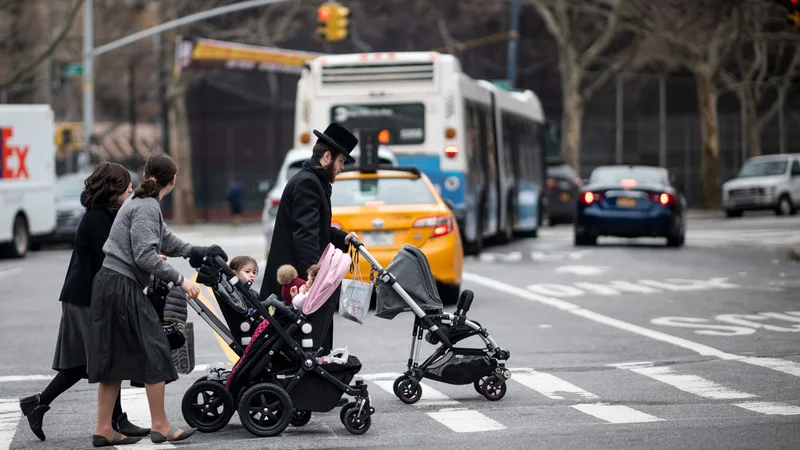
[81,0,291,169]
[506,0,520,90]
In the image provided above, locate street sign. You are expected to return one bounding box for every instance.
[64,63,83,76]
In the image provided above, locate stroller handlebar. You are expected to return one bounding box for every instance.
[349,238,385,273]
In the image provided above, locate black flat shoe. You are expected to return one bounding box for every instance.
[113,412,150,437]
[92,432,141,447]
[150,425,196,443]
[19,394,48,441]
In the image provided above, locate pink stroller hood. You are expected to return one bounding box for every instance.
[302,243,352,315]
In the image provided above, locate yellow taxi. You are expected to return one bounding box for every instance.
[331,166,464,304]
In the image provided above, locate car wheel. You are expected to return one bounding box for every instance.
[666,231,685,247]
[725,209,742,218]
[775,195,794,216]
[574,232,596,246]
[3,215,30,258]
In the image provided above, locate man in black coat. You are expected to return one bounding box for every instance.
[260,123,358,355]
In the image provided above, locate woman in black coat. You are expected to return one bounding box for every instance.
[18,162,148,441]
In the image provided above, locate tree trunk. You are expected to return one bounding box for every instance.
[168,76,197,225]
[747,120,763,158]
[696,73,721,209]
[560,64,584,172]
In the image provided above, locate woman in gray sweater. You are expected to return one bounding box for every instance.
[87,154,227,447]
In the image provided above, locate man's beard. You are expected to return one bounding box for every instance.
[325,163,337,183]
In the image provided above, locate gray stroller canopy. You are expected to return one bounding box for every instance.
[376,244,444,319]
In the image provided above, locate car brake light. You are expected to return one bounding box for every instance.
[331,220,342,230]
[650,193,672,205]
[581,192,604,204]
[620,179,637,188]
[413,216,453,238]
[270,198,280,208]
[547,178,557,189]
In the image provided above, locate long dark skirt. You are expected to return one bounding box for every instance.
[87,267,178,385]
[52,302,90,375]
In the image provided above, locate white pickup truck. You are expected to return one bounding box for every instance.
[0,105,56,257]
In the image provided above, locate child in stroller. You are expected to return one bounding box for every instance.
[180,245,374,437]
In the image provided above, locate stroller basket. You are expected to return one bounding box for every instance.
[375,245,444,319]
[277,355,363,411]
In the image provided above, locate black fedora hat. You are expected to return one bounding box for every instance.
[313,123,358,164]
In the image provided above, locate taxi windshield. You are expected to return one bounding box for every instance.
[331,177,436,207]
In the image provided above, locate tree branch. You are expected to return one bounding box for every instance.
[577,0,625,69]
[529,0,567,47]
[581,44,637,102]
[0,0,82,89]
[757,43,800,127]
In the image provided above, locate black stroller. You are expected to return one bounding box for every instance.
[350,238,512,403]
[179,255,375,437]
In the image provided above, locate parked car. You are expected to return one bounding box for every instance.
[545,160,581,225]
[574,165,686,247]
[49,169,141,244]
[261,146,398,255]
[721,153,800,217]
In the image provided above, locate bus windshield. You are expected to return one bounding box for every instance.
[330,103,425,145]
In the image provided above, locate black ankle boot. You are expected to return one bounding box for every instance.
[112,412,150,437]
[19,394,49,441]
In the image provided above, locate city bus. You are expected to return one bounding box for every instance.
[293,51,547,254]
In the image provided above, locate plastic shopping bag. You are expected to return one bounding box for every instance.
[339,278,372,324]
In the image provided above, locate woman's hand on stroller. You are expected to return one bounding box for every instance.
[195,263,221,287]
[179,275,201,299]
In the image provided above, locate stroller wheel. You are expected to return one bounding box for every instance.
[181,380,235,432]
[479,376,507,401]
[392,376,409,398]
[342,407,372,435]
[237,382,293,437]
[396,378,422,404]
[340,401,356,424]
[473,377,486,395]
[290,409,312,427]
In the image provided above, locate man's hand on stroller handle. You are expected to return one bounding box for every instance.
[345,232,361,247]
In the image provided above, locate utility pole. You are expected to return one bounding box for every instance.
[81,0,291,165]
[506,0,520,89]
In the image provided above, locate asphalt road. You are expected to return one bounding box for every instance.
[0,213,798,450]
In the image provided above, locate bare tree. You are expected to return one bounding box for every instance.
[633,0,743,208]
[720,0,800,158]
[162,0,309,225]
[528,0,640,172]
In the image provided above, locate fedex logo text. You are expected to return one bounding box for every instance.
[0,127,30,180]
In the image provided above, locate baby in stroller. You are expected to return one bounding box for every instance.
[277,263,319,310]
[180,244,374,438]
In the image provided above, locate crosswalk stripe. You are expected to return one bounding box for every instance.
[426,408,507,433]
[611,362,756,400]
[370,380,506,432]
[571,403,664,424]
[734,401,800,415]
[118,388,176,448]
[509,369,599,400]
[0,399,21,450]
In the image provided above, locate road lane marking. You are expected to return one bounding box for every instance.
[0,375,56,383]
[611,363,756,400]
[571,403,664,424]
[426,409,507,432]
[733,401,800,415]
[371,379,505,432]
[463,272,800,379]
[0,268,22,280]
[0,399,20,450]
[119,388,176,448]
[509,368,599,400]
[193,274,240,365]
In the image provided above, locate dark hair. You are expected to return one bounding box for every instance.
[81,162,132,212]
[134,154,177,199]
[312,141,338,160]
[307,264,320,279]
[230,255,258,272]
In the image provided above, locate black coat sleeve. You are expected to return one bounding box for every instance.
[331,227,348,252]
[291,177,323,273]
[85,211,112,278]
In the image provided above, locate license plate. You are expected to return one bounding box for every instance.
[362,231,394,247]
[560,192,570,202]
[617,197,636,208]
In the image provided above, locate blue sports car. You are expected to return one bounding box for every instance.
[573,165,686,247]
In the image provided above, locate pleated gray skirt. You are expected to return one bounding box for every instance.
[87,267,178,385]
[52,302,91,374]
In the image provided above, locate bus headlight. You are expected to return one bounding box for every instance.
[444,146,458,158]
[445,176,460,191]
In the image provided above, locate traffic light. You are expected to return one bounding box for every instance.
[316,2,350,42]
[775,0,800,28]
[55,123,73,149]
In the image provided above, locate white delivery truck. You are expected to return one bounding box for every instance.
[0,105,56,258]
